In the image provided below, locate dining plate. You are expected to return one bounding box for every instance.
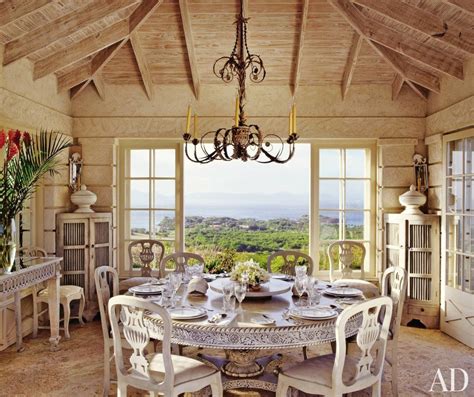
[324,287,363,298]
[129,284,164,295]
[289,306,338,320]
[168,306,207,320]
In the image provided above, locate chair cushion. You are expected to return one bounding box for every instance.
[148,353,217,386]
[38,285,83,298]
[334,279,380,298]
[282,353,358,388]
[119,277,159,293]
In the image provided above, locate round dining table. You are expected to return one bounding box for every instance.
[143,278,363,394]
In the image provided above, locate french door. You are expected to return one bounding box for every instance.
[441,130,474,347]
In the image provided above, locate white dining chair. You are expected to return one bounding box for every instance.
[277,296,393,397]
[108,295,223,397]
[266,250,314,275]
[381,265,408,397]
[160,252,205,278]
[327,241,379,298]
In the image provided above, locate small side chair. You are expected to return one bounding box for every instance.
[108,295,223,396]
[266,250,314,275]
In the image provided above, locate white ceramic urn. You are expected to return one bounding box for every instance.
[399,184,426,214]
[71,185,97,213]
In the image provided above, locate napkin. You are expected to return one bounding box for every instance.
[187,278,209,295]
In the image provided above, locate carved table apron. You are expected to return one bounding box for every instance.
[143,280,362,393]
[0,257,62,352]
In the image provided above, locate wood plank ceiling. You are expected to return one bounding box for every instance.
[0,0,472,101]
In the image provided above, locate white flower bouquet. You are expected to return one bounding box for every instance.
[230,259,270,287]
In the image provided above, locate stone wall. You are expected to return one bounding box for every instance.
[0,56,73,254]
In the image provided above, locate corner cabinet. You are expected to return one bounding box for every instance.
[56,213,113,321]
[384,213,440,328]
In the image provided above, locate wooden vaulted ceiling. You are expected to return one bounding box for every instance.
[0,0,473,101]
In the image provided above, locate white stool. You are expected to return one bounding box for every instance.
[34,285,85,339]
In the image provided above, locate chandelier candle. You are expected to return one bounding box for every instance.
[182,0,299,164]
[186,105,192,134]
[193,114,198,139]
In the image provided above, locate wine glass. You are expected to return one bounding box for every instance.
[294,275,308,306]
[169,272,183,308]
[234,283,247,313]
[306,277,320,306]
[223,281,234,301]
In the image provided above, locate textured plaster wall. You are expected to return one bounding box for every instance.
[0,55,73,254]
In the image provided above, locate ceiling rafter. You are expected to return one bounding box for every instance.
[63,0,164,99]
[92,73,106,100]
[392,74,404,100]
[3,0,138,66]
[292,0,310,97]
[0,0,52,28]
[441,0,474,16]
[130,32,154,100]
[34,19,129,80]
[344,1,464,80]
[328,0,441,100]
[179,0,201,99]
[352,0,474,54]
[341,32,363,100]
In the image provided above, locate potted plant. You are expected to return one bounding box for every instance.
[0,129,71,273]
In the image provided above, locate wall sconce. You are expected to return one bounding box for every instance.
[69,152,83,192]
[413,153,428,193]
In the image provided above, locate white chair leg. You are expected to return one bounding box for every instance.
[392,359,399,396]
[63,301,71,339]
[78,292,85,326]
[276,377,290,397]
[103,346,111,396]
[116,381,127,397]
[209,373,223,396]
[372,380,381,397]
[32,289,38,338]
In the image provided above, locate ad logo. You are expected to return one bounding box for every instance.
[430,368,469,393]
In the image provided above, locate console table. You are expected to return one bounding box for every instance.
[0,257,62,352]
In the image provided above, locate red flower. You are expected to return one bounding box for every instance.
[8,129,22,146]
[0,130,5,149]
[22,131,31,146]
[7,142,19,161]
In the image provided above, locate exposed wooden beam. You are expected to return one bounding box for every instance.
[58,40,126,92]
[33,19,129,80]
[330,0,463,80]
[3,0,137,65]
[179,0,201,99]
[353,0,474,54]
[0,0,52,27]
[292,0,310,97]
[341,33,363,100]
[373,43,437,99]
[392,74,404,100]
[92,73,106,100]
[130,32,154,100]
[441,0,474,16]
[64,0,163,98]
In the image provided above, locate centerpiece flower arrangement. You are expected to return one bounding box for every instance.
[230,259,270,290]
[0,129,71,273]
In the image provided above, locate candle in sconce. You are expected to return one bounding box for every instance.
[193,114,198,138]
[235,95,240,126]
[292,103,297,134]
[288,106,293,135]
[186,105,192,133]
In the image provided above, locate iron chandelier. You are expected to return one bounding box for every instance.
[182,0,299,164]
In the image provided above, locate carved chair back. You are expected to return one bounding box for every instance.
[94,266,119,345]
[328,240,366,282]
[160,252,205,278]
[381,266,407,340]
[19,246,47,257]
[108,296,174,392]
[266,250,313,275]
[333,296,393,394]
[128,240,165,277]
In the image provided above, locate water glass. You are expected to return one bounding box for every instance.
[222,281,234,301]
[307,282,321,306]
[294,275,307,306]
[295,265,307,278]
[223,296,236,314]
[161,283,173,307]
[169,273,183,307]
